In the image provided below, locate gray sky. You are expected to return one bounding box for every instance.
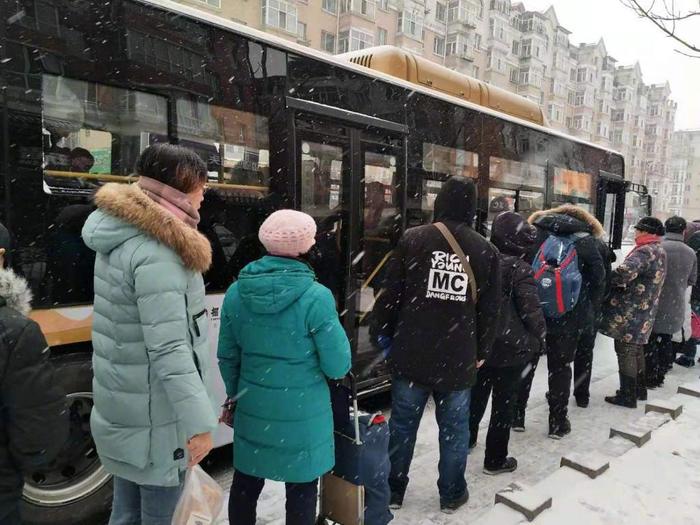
[523,0,700,130]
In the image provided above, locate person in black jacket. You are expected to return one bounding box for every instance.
[373,177,501,513]
[526,205,606,439]
[572,226,615,408]
[0,222,68,525]
[469,212,546,475]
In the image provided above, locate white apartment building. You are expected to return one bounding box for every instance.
[673,130,700,220]
[175,0,679,210]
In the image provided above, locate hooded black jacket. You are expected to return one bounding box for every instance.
[488,213,547,368]
[0,270,68,520]
[372,177,502,391]
[528,205,606,334]
[688,232,700,305]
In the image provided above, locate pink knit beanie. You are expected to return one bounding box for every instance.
[258,209,317,257]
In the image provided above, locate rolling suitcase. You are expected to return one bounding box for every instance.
[318,374,393,525]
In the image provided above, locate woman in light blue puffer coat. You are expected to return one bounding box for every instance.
[82,144,218,525]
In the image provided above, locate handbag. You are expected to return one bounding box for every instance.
[691,311,700,340]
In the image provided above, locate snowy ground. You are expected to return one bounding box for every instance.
[209,334,700,524]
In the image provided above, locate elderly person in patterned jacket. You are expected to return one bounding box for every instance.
[600,217,667,408]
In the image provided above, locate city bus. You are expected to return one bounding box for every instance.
[0,0,650,522]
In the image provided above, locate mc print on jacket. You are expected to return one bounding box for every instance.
[218,256,351,483]
[82,183,218,487]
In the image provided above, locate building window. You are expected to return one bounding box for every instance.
[322,0,338,14]
[398,10,423,40]
[321,31,336,53]
[575,91,585,106]
[434,36,446,56]
[377,27,388,46]
[576,68,587,83]
[297,21,307,42]
[436,1,447,22]
[474,34,481,50]
[512,40,520,55]
[377,0,388,9]
[338,28,374,53]
[195,0,221,7]
[263,0,298,34]
[509,67,519,83]
[521,39,531,57]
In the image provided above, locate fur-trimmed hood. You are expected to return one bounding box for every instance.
[528,204,605,239]
[0,269,32,316]
[84,183,211,272]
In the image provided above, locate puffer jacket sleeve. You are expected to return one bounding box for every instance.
[307,285,351,380]
[133,251,217,440]
[476,245,503,361]
[3,320,68,472]
[217,288,241,399]
[513,261,547,343]
[577,235,606,308]
[612,246,650,288]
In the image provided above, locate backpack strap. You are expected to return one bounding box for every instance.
[434,222,478,303]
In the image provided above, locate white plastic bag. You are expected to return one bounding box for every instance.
[171,465,225,525]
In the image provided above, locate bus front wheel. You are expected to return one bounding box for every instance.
[21,353,113,525]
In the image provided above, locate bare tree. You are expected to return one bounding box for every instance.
[619,0,700,57]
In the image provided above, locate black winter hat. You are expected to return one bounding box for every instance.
[664,216,686,234]
[634,216,665,236]
[491,211,538,257]
[0,222,10,253]
[433,176,477,227]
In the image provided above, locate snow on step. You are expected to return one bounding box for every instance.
[560,451,610,479]
[609,411,671,447]
[493,482,552,522]
[677,380,700,398]
[645,398,683,419]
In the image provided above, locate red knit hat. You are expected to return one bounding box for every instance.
[258,210,317,257]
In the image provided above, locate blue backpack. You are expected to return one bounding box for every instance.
[532,235,583,318]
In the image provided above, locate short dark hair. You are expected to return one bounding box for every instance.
[665,216,687,234]
[69,147,94,162]
[135,143,207,193]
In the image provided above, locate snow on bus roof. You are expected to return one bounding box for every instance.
[139,0,622,158]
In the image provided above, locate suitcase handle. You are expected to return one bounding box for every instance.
[347,372,362,446]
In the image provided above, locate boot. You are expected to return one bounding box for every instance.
[512,409,525,432]
[637,368,647,401]
[605,375,637,408]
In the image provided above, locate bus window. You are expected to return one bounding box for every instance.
[176,98,270,198]
[518,190,545,218]
[41,74,168,194]
[423,143,478,179]
[175,99,272,291]
[489,157,546,188]
[487,188,516,234]
[552,168,593,210]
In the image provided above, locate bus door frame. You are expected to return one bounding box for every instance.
[286,97,408,391]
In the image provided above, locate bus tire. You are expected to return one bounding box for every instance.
[20,353,113,525]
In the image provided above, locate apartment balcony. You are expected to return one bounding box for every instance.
[448,9,477,30]
[445,48,476,66]
[340,0,376,21]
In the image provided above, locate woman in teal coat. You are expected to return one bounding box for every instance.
[218,209,351,525]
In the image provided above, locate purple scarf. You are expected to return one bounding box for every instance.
[138,176,200,228]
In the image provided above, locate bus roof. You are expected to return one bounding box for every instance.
[140,0,622,158]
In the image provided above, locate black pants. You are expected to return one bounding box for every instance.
[515,356,539,419]
[645,333,672,386]
[547,329,580,424]
[469,365,521,469]
[229,471,318,525]
[573,323,597,403]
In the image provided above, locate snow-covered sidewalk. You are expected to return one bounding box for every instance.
[211,334,700,524]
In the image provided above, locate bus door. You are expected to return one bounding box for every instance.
[597,172,626,249]
[291,101,407,390]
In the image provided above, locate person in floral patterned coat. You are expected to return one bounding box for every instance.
[600,217,667,408]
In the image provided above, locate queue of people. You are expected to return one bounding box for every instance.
[3,141,700,525]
